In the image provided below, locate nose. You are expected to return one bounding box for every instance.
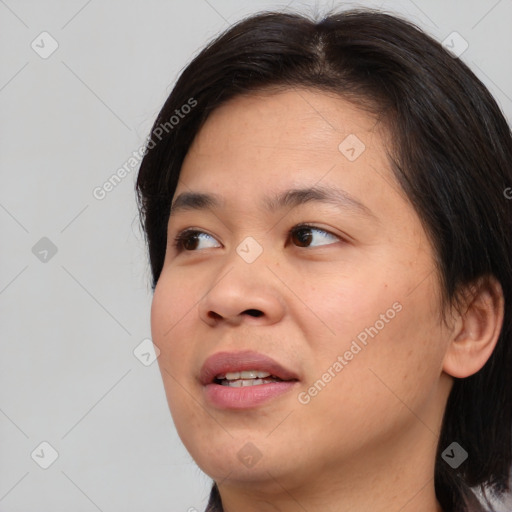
[197,261,286,328]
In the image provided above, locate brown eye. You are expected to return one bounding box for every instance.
[182,233,200,251]
[290,225,340,248]
[291,227,313,247]
[174,230,220,251]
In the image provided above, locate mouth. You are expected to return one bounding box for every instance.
[199,350,299,409]
[214,370,286,387]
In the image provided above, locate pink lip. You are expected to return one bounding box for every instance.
[199,350,299,409]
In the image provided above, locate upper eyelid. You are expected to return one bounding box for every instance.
[175,228,220,244]
[173,226,216,238]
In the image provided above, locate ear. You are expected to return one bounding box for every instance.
[443,276,504,378]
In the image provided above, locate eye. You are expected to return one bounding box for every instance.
[289,224,341,248]
[172,224,341,253]
[173,229,221,251]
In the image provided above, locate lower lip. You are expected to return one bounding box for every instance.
[203,381,297,409]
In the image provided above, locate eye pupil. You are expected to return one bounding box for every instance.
[183,233,199,250]
[293,227,312,247]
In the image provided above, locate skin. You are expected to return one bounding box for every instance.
[150,88,504,512]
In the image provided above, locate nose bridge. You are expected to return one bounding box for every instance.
[216,233,271,289]
[197,238,285,325]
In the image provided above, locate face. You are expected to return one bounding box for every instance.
[151,89,453,492]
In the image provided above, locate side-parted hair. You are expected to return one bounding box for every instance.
[136,9,512,511]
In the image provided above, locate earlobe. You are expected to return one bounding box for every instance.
[442,276,504,379]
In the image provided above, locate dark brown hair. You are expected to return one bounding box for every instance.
[136,9,512,511]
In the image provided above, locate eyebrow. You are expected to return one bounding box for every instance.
[169,185,376,220]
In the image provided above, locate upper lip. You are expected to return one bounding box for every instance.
[199,350,299,385]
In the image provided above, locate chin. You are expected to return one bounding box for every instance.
[181,431,293,483]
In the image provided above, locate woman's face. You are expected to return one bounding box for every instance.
[151,89,453,493]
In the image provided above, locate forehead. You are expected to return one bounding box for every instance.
[180,89,392,187]
[185,88,385,161]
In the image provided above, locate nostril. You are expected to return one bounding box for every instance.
[244,309,263,317]
[205,309,264,322]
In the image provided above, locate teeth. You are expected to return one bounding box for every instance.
[214,370,283,387]
[221,370,272,380]
[220,378,282,387]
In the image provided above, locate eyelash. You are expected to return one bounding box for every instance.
[172,223,342,252]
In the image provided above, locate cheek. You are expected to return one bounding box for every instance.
[284,267,398,358]
[301,285,447,437]
[151,277,205,434]
[151,267,199,344]
[297,259,445,397]
[150,272,200,385]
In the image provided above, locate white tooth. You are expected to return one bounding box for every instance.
[224,370,272,380]
[219,376,284,387]
[222,379,270,387]
[241,378,263,386]
[240,370,271,379]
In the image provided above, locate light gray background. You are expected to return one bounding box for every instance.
[1,1,511,511]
